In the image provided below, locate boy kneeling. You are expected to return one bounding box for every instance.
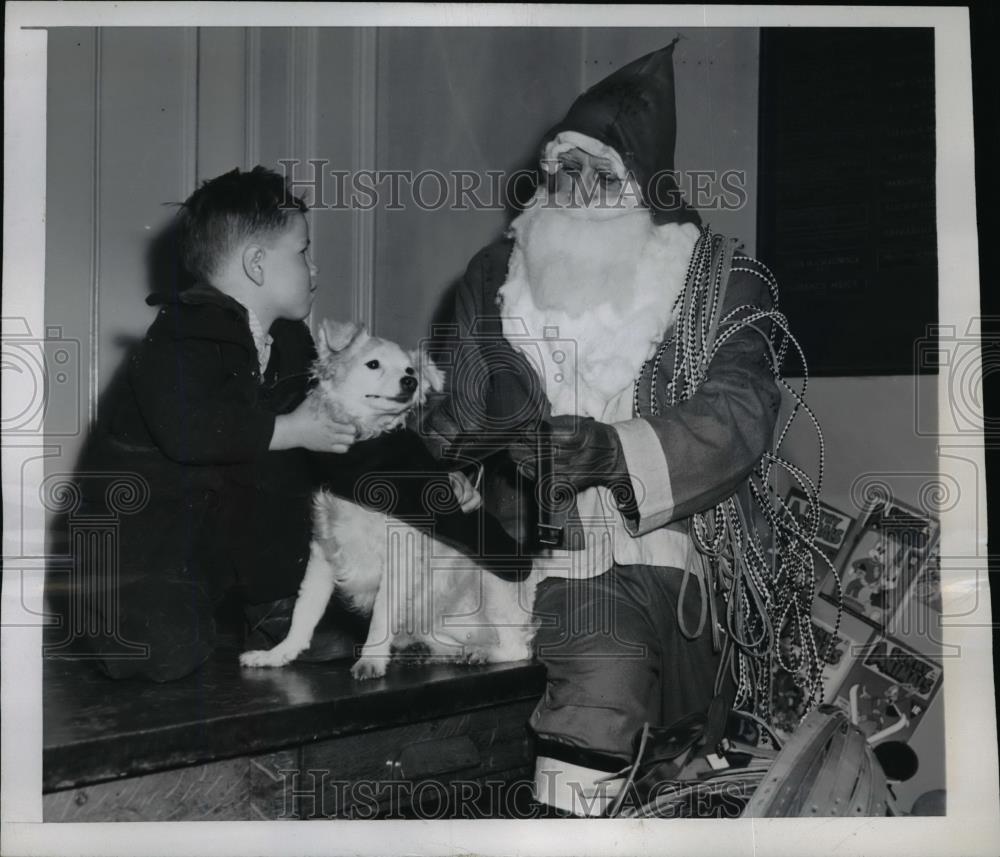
[63,167,356,681]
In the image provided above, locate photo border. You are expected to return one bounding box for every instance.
[3,3,996,856]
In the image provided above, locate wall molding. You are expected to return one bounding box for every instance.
[352,28,377,331]
[284,29,295,163]
[289,28,320,334]
[88,29,103,428]
[180,28,199,196]
[289,28,318,169]
[243,28,260,169]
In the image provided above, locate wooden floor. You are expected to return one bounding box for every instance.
[43,644,546,820]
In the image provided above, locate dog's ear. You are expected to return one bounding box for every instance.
[411,346,446,397]
[318,319,368,355]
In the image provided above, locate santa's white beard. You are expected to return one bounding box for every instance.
[497,189,700,418]
[518,194,655,317]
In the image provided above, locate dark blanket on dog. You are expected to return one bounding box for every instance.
[311,429,527,579]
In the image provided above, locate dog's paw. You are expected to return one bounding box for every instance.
[463,647,492,665]
[240,647,298,669]
[350,656,388,680]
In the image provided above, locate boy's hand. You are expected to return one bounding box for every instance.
[271,400,356,453]
[448,468,482,513]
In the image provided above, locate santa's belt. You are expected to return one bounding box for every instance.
[535,420,562,546]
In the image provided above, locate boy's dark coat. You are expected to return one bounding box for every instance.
[75,285,317,604]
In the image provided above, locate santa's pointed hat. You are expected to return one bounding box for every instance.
[540,37,700,226]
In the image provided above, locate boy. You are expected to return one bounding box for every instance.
[68,166,357,681]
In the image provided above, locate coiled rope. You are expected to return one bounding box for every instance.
[633,226,844,730]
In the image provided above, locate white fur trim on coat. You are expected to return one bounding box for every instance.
[614,418,675,534]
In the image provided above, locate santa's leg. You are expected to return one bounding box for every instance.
[528,564,726,817]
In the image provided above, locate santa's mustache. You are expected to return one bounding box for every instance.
[516,190,655,315]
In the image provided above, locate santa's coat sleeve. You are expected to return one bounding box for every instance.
[614,258,781,535]
[419,240,527,457]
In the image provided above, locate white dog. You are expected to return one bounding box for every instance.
[240,319,539,679]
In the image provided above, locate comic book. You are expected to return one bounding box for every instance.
[820,495,940,628]
[829,635,943,746]
[783,488,854,560]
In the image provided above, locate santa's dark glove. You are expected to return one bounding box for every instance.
[510,415,629,492]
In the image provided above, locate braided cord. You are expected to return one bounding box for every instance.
[633,226,843,730]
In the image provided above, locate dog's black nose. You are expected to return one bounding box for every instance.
[400,375,418,394]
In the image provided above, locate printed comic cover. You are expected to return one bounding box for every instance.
[821,495,940,628]
[783,488,854,560]
[830,635,943,746]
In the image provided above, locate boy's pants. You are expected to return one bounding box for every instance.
[82,572,219,682]
[529,563,730,815]
[61,482,316,682]
[83,574,360,682]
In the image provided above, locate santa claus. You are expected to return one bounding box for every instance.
[424,40,797,817]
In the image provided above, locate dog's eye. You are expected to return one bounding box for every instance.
[366,360,380,370]
[405,367,415,376]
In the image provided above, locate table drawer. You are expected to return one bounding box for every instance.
[294,698,537,818]
[43,749,296,822]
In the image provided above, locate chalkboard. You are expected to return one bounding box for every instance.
[757,28,938,376]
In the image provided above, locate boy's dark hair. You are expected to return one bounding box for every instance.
[176,166,307,285]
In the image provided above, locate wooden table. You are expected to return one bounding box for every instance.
[43,646,546,821]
